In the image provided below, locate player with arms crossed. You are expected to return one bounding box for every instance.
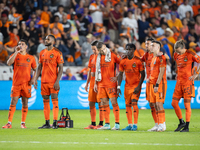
[84,40,104,129]
[149,40,167,132]
[172,40,200,132]
[117,43,145,131]
[2,39,37,129]
[34,35,64,129]
[94,42,120,130]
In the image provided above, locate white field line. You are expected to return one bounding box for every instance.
[0,141,199,146]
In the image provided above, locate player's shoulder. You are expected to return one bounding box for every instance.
[89,54,95,59]
[53,47,62,55]
[40,49,46,54]
[134,56,143,62]
[157,55,166,60]
[187,49,196,56]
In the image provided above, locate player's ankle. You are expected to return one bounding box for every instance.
[179,118,185,124]
[8,121,12,125]
[99,121,103,126]
[21,122,25,124]
[91,122,96,126]
[46,120,50,125]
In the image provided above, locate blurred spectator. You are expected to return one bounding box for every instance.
[89,0,104,25]
[154,10,161,27]
[164,28,176,57]
[177,0,193,19]
[172,26,181,41]
[128,0,138,13]
[8,6,22,27]
[49,15,64,39]
[19,21,30,41]
[189,42,197,52]
[169,4,180,18]
[81,33,93,63]
[62,68,76,80]
[148,0,160,18]
[54,5,65,22]
[167,12,183,29]
[0,41,8,66]
[26,12,42,29]
[181,18,189,38]
[108,3,122,43]
[0,32,3,42]
[160,5,171,20]
[185,11,195,28]
[0,13,10,43]
[144,10,151,23]
[185,26,199,43]
[5,27,19,48]
[77,64,89,80]
[72,0,84,15]
[83,6,93,33]
[134,41,145,57]
[195,15,200,36]
[161,38,171,59]
[156,22,168,37]
[141,0,150,14]
[96,27,110,45]
[119,33,129,49]
[192,0,200,17]
[29,20,41,44]
[132,7,141,20]
[28,37,37,56]
[40,4,52,29]
[68,12,79,41]
[117,46,126,58]
[37,38,46,58]
[12,0,23,14]
[103,1,112,27]
[62,13,71,41]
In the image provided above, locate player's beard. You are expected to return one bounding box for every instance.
[45,43,51,46]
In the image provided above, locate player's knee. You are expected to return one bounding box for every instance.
[11,97,18,105]
[51,94,58,99]
[89,102,95,107]
[110,97,117,105]
[42,95,49,100]
[171,100,177,108]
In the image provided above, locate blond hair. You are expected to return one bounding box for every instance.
[174,39,185,50]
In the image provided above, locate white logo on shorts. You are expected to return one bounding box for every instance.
[77,83,89,107]
[20,85,36,108]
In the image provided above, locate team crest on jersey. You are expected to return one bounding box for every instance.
[195,55,198,58]
[50,54,54,58]
[160,59,163,63]
[184,57,188,62]
[132,63,136,68]
[27,58,30,62]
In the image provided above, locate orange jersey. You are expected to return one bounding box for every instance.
[98,52,120,88]
[141,52,154,79]
[11,53,37,86]
[119,56,144,87]
[174,50,200,85]
[0,49,8,62]
[134,49,145,58]
[88,54,97,89]
[150,55,167,85]
[39,47,64,83]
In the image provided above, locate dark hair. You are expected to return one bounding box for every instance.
[77,13,82,19]
[152,40,161,48]
[114,3,120,7]
[91,40,99,46]
[29,37,35,43]
[19,39,28,45]
[58,5,64,8]
[146,37,154,42]
[125,43,136,50]
[48,34,56,42]
[96,41,104,50]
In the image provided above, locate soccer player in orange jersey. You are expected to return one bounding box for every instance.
[2,39,37,129]
[34,35,64,129]
[149,40,167,132]
[118,43,145,131]
[94,42,120,130]
[172,40,200,132]
[84,40,104,129]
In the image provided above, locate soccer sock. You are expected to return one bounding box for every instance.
[157,110,165,124]
[126,104,132,124]
[103,105,110,124]
[112,103,120,124]
[150,105,158,124]
[185,122,190,129]
[90,106,96,125]
[43,99,50,121]
[172,99,182,119]
[179,118,185,124]
[21,106,28,123]
[52,98,59,120]
[132,102,139,124]
[156,111,159,124]
[99,106,104,125]
[184,99,191,122]
[8,105,16,123]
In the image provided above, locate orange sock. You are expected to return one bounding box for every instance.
[184,99,191,122]
[103,105,110,124]
[21,106,28,123]
[52,98,59,120]
[156,111,159,124]
[112,103,120,123]
[172,99,182,119]
[150,105,158,123]
[43,99,50,120]
[132,102,139,124]
[90,106,96,123]
[126,104,132,124]
[157,110,165,124]
[8,105,16,123]
[99,106,104,122]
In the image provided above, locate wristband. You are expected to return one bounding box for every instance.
[117,86,120,89]
[155,83,159,87]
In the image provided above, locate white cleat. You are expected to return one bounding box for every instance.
[163,122,166,131]
[147,124,158,131]
[157,124,164,132]
[97,124,111,130]
[111,123,120,130]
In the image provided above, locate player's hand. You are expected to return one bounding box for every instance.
[157,52,163,56]
[117,89,122,98]
[34,80,38,89]
[15,46,21,53]
[94,84,98,93]
[134,86,140,94]
[121,54,127,59]
[146,78,150,83]
[189,74,198,81]
[29,78,34,86]
[110,77,117,83]
[53,81,60,91]
[154,87,158,93]
[85,84,89,92]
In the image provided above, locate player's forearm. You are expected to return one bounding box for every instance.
[138,70,145,87]
[164,53,170,60]
[86,69,91,85]
[35,63,42,80]
[156,67,165,85]
[55,64,63,83]
[32,68,37,81]
[117,72,123,86]
[7,51,18,66]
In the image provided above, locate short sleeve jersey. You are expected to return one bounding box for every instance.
[88,54,97,89]
[39,47,64,83]
[141,52,154,79]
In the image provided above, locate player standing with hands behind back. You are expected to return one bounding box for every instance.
[2,39,37,129]
[34,35,64,129]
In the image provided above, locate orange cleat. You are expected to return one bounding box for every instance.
[2,123,12,129]
[96,125,103,129]
[21,123,27,129]
[84,125,97,129]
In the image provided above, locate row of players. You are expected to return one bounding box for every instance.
[2,35,200,132]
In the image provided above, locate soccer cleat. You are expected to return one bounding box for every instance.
[52,121,58,129]
[147,124,158,131]
[174,123,186,132]
[38,124,51,129]
[163,122,166,131]
[111,123,120,130]
[96,125,103,129]
[97,123,111,130]
[84,125,97,129]
[157,124,164,132]
[122,125,132,131]
[21,123,27,129]
[2,123,12,129]
[131,124,137,131]
[180,127,189,132]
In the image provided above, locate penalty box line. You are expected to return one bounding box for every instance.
[0,141,199,146]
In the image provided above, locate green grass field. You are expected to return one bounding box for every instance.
[0,109,200,150]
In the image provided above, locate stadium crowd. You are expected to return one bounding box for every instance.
[1,0,200,80]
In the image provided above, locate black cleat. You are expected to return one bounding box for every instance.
[174,123,186,132]
[38,124,51,129]
[52,120,58,129]
[180,128,189,132]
